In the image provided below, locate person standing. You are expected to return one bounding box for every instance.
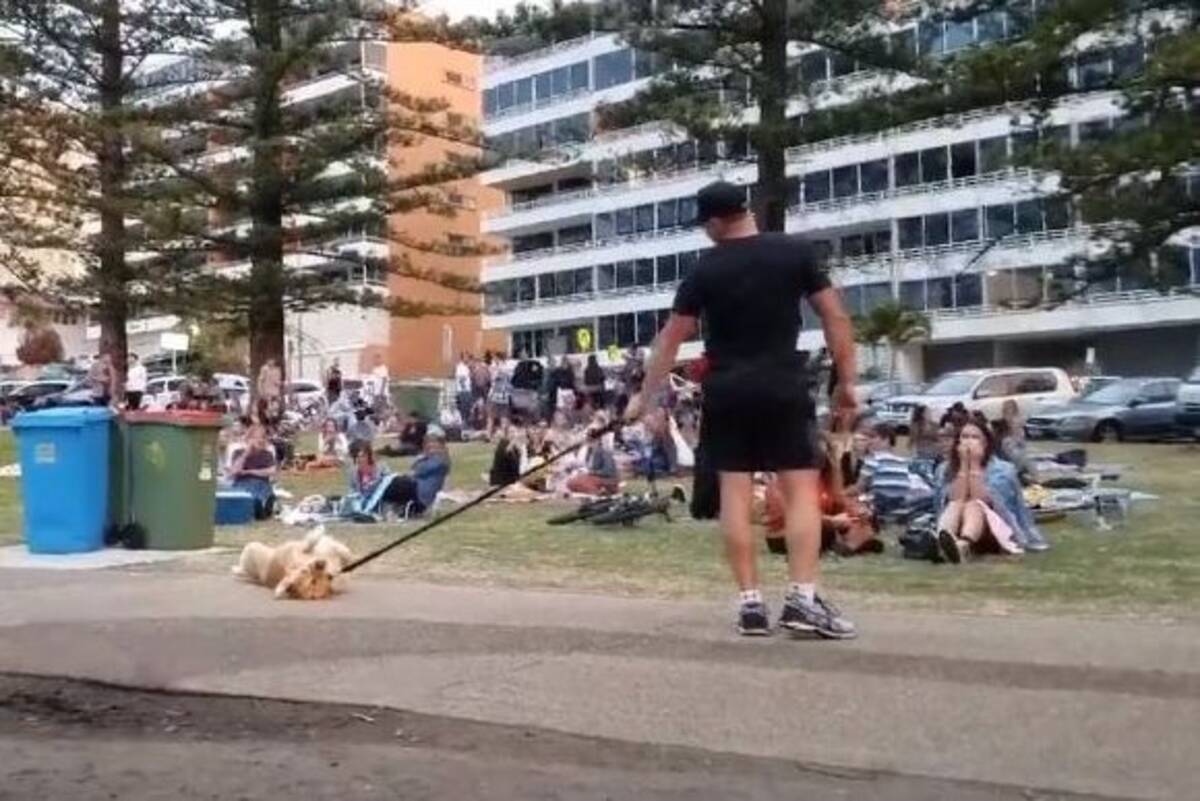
[628,181,859,639]
[370,353,390,402]
[125,353,147,410]
[325,359,343,405]
[256,358,282,424]
[87,353,117,407]
[454,354,474,429]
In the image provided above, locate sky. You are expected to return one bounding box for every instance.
[419,0,539,21]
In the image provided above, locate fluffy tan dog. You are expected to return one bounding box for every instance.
[232,526,353,600]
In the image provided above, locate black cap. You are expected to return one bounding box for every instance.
[696,181,747,223]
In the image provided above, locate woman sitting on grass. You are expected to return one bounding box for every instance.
[934,418,1047,563]
[346,427,452,519]
[565,414,620,496]
[228,423,278,520]
[297,418,349,471]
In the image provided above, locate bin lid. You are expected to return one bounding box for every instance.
[11,406,115,430]
[125,410,225,428]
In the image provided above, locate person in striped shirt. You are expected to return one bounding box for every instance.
[856,423,914,516]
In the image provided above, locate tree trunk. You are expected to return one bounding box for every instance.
[97,0,128,389]
[247,0,287,396]
[888,341,898,383]
[754,0,789,232]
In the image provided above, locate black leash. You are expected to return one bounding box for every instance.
[341,421,619,574]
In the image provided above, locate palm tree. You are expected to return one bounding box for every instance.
[853,302,931,382]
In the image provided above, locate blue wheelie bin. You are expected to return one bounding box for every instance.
[12,407,114,553]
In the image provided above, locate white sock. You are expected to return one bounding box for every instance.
[738,588,763,605]
[788,582,816,602]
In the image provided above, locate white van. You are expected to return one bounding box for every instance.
[877,367,1077,429]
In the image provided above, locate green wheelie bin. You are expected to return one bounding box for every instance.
[125,411,223,550]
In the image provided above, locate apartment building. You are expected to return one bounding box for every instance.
[478,9,1200,380]
[105,36,496,381]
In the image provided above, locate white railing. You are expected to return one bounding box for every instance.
[493,225,700,266]
[930,284,1200,321]
[486,86,593,122]
[484,32,603,70]
[791,168,1036,216]
[488,280,681,316]
[834,225,1090,272]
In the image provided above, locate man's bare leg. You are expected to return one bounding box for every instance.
[718,471,758,590]
[775,469,822,585]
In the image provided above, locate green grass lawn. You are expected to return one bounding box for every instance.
[3,429,1199,614]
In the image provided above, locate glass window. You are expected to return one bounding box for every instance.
[928,277,953,309]
[1076,52,1110,90]
[829,51,856,77]
[800,51,827,83]
[867,229,892,255]
[574,267,593,295]
[615,208,634,236]
[841,285,864,316]
[977,10,1007,43]
[891,28,918,60]
[899,280,926,310]
[918,20,944,56]
[1010,130,1037,164]
[863,283,893,312]
[985,204,1015,239]
[1015,200,1042,234]
[1043,196,1071,230]
[975,374,1012,399]
[597,263,616,290]
[833,165,858,198]
[679,197,698,226]
[635,204,655,233]
[657,254,679,284]
[1008,0,1033,36]
[678,251,698,280]
[698,138,719,164]
[945,18,975,52]
[860,159,888,193]
[841,235,865,258]
[570,61,589,90]
[517,276,535,302]
[594,49,633,90]
[951,141,977,178]
[616,313,636,346]
[978,136,1008,173]
[516,78,533,105]
[951,208,980,242]
[496,82,515,109]
[894,152,920,187]
[634,311,658,346]
[1112,43,1144,80]
[899,216,923,250]
[954,273,982,307]
[598,316,616,348]
[635,258,655,286]
[1013,371,1058,395]
[534,71,551,100]
[925,213,949,246]
[920,146,948,183]
[555,113,589,144]
[538,273,556,299]
[483,88,497,116]
[558,223,592,247]
[657,199,678,229]
[804,170,831,203]
[556,271,577,298]
[1078,118,1112,143]
[616,261,635,288]
[551,66,570,95]
[634,49,655,79]
[594,212,615,240]
[1043,124,1071,151]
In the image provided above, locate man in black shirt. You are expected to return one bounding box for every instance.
[628,181,859,639]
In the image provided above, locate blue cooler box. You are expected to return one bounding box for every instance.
[12,407,114,554]
[215,490,256,525]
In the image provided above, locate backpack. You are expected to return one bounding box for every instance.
[899,514,944,563]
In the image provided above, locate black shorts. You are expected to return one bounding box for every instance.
[700,363,820,473]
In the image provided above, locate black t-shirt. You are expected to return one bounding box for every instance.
[673,233,830,365]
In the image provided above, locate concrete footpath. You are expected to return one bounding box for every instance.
[1,567,1198,800]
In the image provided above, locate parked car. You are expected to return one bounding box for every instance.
[856,381,925,410]
[144,375,188,409]
[31,381,97,410]
[287,380,324,410]
[1026,377,1182,442]
[7,380,73,413]
[877,367,1076,429]
[1174,366,1200,440]
[1075,375,1122,397]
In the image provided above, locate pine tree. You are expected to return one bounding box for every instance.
[0,0,210,383]
[140,0,492,391]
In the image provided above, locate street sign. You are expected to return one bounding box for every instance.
[160,332,190,352]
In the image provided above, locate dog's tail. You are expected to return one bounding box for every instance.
[301,524,327,553]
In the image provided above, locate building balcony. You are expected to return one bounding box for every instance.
[484,281,678,330]
[484,226,709,282]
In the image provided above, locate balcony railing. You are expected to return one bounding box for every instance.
[484,32,603,70]
[493,224,702,266]
[487,280,681,316]
[930,284,1200,321]
[791,168,1037,217]
[486,86,593,123]
[834,225,1094,272]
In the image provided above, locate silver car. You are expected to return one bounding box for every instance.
[1025,377,1182,442]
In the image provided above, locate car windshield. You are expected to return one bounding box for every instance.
[1083,380,1141,405]
[923,373,978,396]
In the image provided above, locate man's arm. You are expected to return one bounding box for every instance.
[808,287,858,425]
[628,314,697,420]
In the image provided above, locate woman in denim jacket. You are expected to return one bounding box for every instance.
[934,418,1048,563]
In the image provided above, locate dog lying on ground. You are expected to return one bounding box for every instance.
[232,526,353,600]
